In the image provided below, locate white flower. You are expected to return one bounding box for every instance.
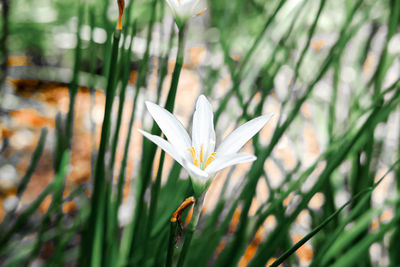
[165,0,206,28]
[139,95,273,196]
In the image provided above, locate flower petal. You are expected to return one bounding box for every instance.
[189,0,205,17]
[165,0,181,19]
[217,113,273,156]
[165,0,197,21]
[180,0,198,5]
[192,95,216,161]
[138,129,183,166]
[182,158,210,185]
[145,101,192,154]
[205,153,257,174]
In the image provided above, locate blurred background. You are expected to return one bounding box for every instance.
[0,0,400,266]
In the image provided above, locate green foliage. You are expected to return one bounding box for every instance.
[1,0,400,266]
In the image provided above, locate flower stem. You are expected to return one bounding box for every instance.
[166,219,179,267]
[176,194,205,267]
[157,20,175,104]
[124,20,188,265]
[117,0,158,263]
[0,0,10,105]
[65,2,84,151]
[163,22,186,112]
[77,28,121,267]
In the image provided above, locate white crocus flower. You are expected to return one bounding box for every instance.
[139,95,273,196]
[165,0,206,28]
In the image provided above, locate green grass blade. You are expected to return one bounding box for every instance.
[17,127,48,197]
[77,25,121,267]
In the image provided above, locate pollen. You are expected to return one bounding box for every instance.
[188,146,216,169]
[204,152,216,169]
[188,147,199,167]
[200,144,204,163]
[196,9,206,17]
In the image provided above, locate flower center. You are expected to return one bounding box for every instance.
[188,144,216,169]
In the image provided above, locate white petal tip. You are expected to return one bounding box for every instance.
[258,113,274,127]
[263,113,274,120]
[196,94,212,110]
[137,129,146,135]
[241,154,257,162]
[197,94,209,103]
[137,129,153,139]
[145,101,154,108]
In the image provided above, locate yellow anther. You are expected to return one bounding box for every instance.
[200,144,204,163]
[204,152,216,169]
[188,147,199,167]
[196,9,206,17]
[188,147,215,169]
[188,147,195,156]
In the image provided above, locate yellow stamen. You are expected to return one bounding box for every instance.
[204,152,216,169]
[188,147,199,167]
[117,0,125,30]
[196,9,207,17]
[188,147,216,169]
[200,144,204,163]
